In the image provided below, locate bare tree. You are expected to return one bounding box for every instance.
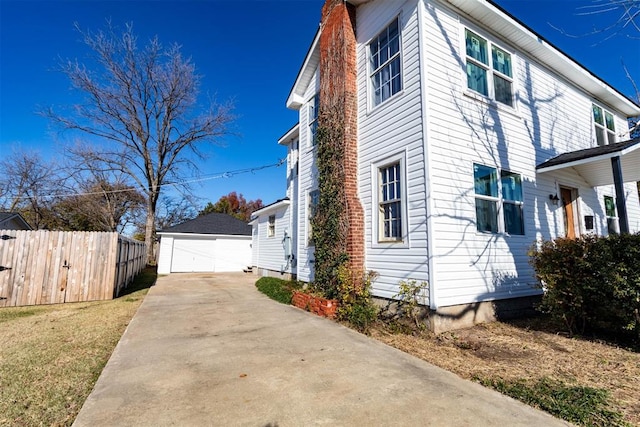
[154,195,198,231]
[53,178,145,233]
[43,23,234,263]
[551,1,640,41]
[0,149,61,229]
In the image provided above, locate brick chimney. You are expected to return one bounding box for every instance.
[319,0,365,276]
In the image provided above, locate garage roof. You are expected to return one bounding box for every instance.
[158,213,252,236]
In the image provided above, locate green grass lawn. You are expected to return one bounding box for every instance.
[0,266,156,427]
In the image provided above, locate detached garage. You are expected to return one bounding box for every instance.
[157,213,252,274]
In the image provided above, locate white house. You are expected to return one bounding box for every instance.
[252,0,640,331]
[157,213,252,274]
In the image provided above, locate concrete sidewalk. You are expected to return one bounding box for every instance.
[73,273,570,426]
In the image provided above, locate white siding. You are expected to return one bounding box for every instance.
[253,206,292,274]
[251,224,259,267]
[357,0,430,301]
[295,70,320,283]
[420,0,639,307]
[287,138,300,276]
[157,235,174,275]
[283,0,639,310]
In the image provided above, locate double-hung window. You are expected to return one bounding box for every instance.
[465,29,514,107]
[309,95,319,146]
[473,164,524,235]
[308,189,319,245]
[592,104,616,146]
[267,215,275,237]
[604,196,618,234]
[379,162,402,241]
[370,17,402,107]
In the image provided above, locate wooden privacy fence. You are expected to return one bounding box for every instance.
[0,230,146,308]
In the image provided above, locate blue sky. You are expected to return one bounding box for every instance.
[1,0,638,208]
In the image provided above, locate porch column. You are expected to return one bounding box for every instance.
[611,155,629,234]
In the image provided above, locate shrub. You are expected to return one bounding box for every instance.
[335,266,379,332]
[529,233,640,340]
[255,277,301,305]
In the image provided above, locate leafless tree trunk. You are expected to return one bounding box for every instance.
[43,23,233,263]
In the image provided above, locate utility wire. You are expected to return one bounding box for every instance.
[5,158,286,201]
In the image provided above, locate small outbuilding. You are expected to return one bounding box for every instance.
[0,212,32,230]
[157,213,252,274]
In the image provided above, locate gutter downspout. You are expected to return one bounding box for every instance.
[417,0,438,310]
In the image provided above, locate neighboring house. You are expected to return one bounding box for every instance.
[157,213,252,274]
[0,212,32,230]
[249,197,294,279]
[252,0,640,331]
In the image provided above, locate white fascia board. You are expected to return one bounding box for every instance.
[538,141,640,173]
[447,0,640,116]
[537,152,624,174]
[287,94,306,110]
[157,232,251,239]
[278,123,300,146]
[250,199,291,217]
[286,29,321,110]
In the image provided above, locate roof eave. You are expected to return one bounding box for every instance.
[278,123,300,145]
[157,232,251,238]
[286,28,321,111]
[250,198,291,218]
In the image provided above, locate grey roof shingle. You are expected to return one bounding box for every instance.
[159,213,251,236]
[536,138,640,170]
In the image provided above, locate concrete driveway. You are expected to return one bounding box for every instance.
[73,272,570,426]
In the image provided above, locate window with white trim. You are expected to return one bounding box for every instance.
[379,162,403,241]
[473,164,524,235]
[604,195,618,234]
[370,17,402,107]
[268,215,275,237]
[308,189,319,246]
[465,29,514,107]
[592,104,616,146]
[309,95,319,146]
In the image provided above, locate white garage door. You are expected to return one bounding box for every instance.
[170,237,216,273]
[214,238,251,272]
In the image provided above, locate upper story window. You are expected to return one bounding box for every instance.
[473,163,524,235]
[370,17,402,107]
[268,215,275,237]
[309,95,319,146]
[465,29,514,107]
[379,162,403,241]
[592,104,616,146]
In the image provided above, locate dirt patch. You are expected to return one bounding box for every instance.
[369,319,640,425]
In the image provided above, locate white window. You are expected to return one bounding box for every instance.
[379,162,403,241]
[604,195,618,234]
[465,29,514,107]
[308,189,319,246]
[592,104,616,146]
[309,95,319,146]
[473,164,524,235]
[370,17,402,107]
[268,215,275,237]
